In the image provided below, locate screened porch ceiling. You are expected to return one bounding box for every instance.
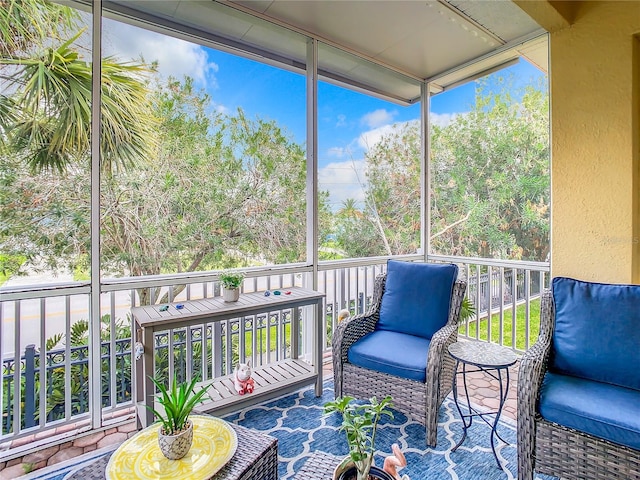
[95,0,548,105]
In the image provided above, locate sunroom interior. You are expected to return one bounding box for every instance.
[0,0,638,476]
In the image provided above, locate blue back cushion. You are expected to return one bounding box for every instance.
[550,277,640,390]
[377,261,458,339]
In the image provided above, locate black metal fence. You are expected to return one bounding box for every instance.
[1,312,291,435]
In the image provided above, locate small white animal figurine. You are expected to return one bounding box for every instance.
[337,309,351,323]
[383,443,409,480]
[234,360,255,395]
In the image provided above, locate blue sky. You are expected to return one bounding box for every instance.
[103,18,544,210]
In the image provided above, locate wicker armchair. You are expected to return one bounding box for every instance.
[517,279,640,480]
[332,261,466,447]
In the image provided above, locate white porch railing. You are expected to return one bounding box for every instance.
[0,255,549,455]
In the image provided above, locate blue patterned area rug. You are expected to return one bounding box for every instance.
[224,382,556,480]
[22,382,557,480]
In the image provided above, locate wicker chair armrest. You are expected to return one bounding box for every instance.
[517,289,555,480]
[427,322,458,368]
[447,280,467,327]
[425,321,458,396]
[518,290,554,418]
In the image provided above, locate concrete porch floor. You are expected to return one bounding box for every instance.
[0,357,520,479]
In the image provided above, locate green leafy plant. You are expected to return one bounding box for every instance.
[460,296,476,322]
[219,270,245,290]
[324,395,394,480]
[147,376,211,435]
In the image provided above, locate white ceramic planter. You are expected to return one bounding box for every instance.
[223,288,240,302]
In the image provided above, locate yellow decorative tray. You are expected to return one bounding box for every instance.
[106,415,237,480]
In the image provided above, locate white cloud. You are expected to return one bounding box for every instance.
[361,109,397,128]
[431,112,462,128]
[336,114,347,127]
[318,160,367,211]
[215,104,230,115]
[321,111,465,209]
[356,113,465,152]
[102,19,218,86]
[357,124,398,151]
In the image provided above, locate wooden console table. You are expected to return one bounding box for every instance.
[131,287,325,427]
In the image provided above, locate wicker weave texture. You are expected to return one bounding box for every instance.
[343,362,427,420]
[333,269,466,447]
[517,289,640,480]
[292,450,342,479]
[535,417,640,480]
[217,422,278,480]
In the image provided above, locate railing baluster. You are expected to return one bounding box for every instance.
[225,320,234,375]
[64,296,71,421]
[109,291,117,408]
[168,328,175,386]
[251,316,258,367]
[464,264,470,337]
[525,269,531,350]
[39,298,46,427]
[265,312,271,365]
[239,315,246,364]
[475,264,481,340]
[487,265,493,343]
[511,268,517,349]
[13,301,21,434]
[499,267,505,346]
[212,322,222,377]
[23,345,35,428]
[186,325,194,383]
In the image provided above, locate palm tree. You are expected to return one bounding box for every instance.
[338,198,363,219]
[0,0,157,173]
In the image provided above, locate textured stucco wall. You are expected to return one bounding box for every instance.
[521,1,640,283]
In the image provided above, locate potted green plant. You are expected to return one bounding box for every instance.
[324,395,395,480]
[148,376,211,460]
[219,270,245,302]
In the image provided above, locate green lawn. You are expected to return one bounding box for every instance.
[237,321,292,357]
[459,298,541,351]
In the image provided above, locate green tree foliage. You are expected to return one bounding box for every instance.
[362,122,422,256]
[101,76,317,287]
[431,78,549,261]
[330,198,384,259]
[339,76,550,262]
[1,1,326,287]
[1,72,321,292]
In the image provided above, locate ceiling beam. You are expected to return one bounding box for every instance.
[514,0,572,33]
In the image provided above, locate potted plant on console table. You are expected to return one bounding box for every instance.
[148,376,211,460]
[219,270,244,302]
[324,395,397,480]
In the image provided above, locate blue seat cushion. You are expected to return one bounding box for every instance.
[550,277,640,390]
[347,330,430,382]
[378,260,458,339]
[539,372,640,450]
